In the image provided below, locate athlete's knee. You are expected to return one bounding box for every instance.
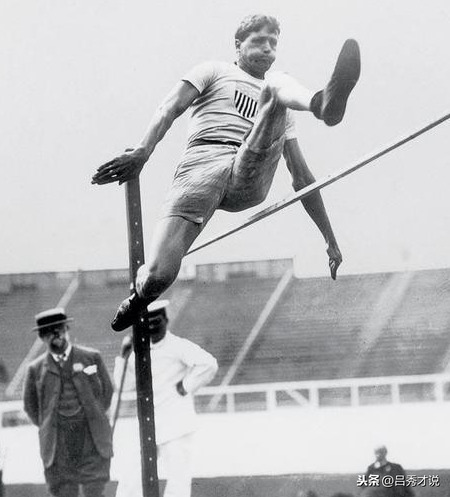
[266,71,292,90]
[264,71,296,103]
[262,71,286,95]
[259,81,288,116]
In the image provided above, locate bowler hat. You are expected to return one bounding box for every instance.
[33,307,73,332]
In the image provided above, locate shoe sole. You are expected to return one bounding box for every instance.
[112,315,134,332]
[323,39,361,126]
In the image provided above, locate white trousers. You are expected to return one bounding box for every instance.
[115,432,194,497]
[159,433,194,497]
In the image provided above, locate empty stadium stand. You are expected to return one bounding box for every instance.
[0,272,76,399]
[172,275,283,384]
[231,269,450,385]
[2,261,450,403]
[358,269,450,378]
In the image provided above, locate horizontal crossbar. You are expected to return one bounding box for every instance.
[187,111,450,256]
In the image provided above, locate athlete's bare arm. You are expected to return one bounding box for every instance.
[283,138,342,279]
[92,81,200,185]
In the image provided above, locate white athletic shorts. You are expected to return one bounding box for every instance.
[161,137,285,226]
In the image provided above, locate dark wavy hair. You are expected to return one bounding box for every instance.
[235,14,281,42]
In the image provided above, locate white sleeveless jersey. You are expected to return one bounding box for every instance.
[182,61,296,144]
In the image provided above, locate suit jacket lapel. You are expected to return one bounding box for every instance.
[44,353,60,376]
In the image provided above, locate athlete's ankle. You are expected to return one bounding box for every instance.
[310,91,323,119]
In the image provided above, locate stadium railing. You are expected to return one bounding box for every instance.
[2,373,449,428]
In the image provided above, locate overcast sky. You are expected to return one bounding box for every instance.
[1,0,449,277]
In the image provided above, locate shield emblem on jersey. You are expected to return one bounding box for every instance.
[234,89,258,119]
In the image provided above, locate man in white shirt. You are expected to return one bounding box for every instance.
[114,300,218,497]
[92,14,361,332]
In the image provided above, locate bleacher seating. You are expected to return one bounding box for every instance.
[170,276,282,385]
[235,269,450,384]
[65,279,130,376]
[358,269,450,377]
[233,272,388,384]
[2,264,450,401]
[0,275,73,399]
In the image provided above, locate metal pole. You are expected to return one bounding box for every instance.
[125,178,159,497]
[187,111,450,256]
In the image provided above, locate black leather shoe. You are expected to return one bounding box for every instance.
[311,39,361,126]
[111,293,148,332]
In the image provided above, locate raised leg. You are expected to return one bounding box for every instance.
[240,38,361,148]
[221,82,291,210]
[264,71,315,112]
[111,216,201,331]
[221,40,360,211]
[260,39,361,125]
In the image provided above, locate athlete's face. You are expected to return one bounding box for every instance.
[236,26,278,79]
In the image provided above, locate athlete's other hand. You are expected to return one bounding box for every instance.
[327,242,342,280]
[91,147,149,185]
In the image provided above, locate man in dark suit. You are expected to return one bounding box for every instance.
[23,308,114,497]
[365,445,414,497]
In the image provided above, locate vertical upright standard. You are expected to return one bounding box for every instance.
[125,178,159,497]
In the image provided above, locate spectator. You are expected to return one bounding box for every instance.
[114,300,218,497]
[23,308,114,497]
[364,445,413,497]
